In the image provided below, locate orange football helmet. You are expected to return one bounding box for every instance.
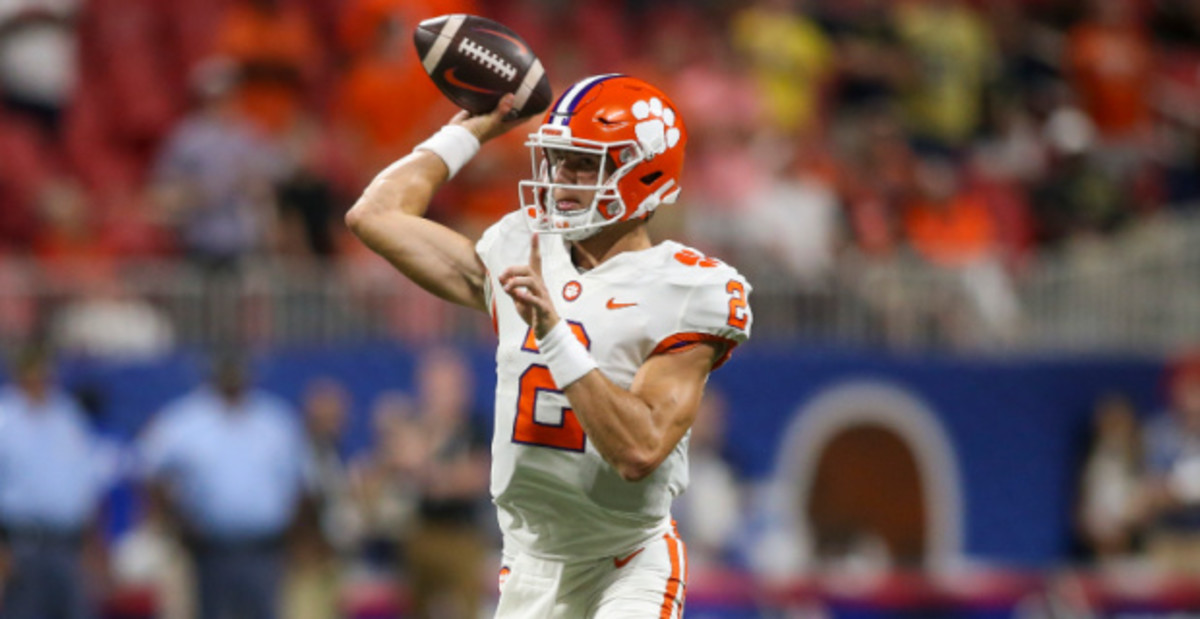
[519,74,688,240]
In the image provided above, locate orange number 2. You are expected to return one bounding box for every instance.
[513,365,586,451]
[513,322,591,452]
[726,280,748,330]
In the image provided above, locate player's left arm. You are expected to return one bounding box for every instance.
[499,235,740,482]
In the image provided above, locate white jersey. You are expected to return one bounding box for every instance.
[476,212,752,560]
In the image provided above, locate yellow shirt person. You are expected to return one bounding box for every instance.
[732,2,833,135]
[895,0,996,147]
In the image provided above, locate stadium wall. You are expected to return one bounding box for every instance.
[44,341,1166,568]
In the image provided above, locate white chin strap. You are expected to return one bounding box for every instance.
[562,224,601,242]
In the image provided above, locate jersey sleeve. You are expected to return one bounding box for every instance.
[475,212,530,330]
[474,211,529,275]
[652,268,753,370]
[475,218,504,274]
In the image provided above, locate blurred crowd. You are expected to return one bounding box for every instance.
[0,345,499,618]
[0,341,746,617]
[9,344,1200,616]
[1077,354,1200,575]
[2,0,1200,347]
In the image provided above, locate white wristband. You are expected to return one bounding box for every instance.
[537,320,598,388]
[413,124,480,179]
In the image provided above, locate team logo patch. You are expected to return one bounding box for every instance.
[562,280,582,301]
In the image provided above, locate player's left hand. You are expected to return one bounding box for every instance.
[499,234,561,338]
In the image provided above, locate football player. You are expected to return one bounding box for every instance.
[347,74,752,617]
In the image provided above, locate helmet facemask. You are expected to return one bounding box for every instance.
[519,125,645,241]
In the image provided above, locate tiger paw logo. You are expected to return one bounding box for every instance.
[631,97,681,158]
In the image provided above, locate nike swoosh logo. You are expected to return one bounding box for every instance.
[443,67,500,94]
[606,298,637,310]
[613,547,644,568]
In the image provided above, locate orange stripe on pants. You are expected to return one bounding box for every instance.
[659,532,683,619]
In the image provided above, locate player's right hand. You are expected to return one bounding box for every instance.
[499,233,561,339]
[453,94,526,144]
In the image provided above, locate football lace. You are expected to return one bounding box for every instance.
[457,37,518,82]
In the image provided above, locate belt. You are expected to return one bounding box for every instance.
[0,523,84,548]
[189,533,285,555]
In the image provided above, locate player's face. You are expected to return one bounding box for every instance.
[548,149,603,212]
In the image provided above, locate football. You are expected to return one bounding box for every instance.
[413,14,552,119]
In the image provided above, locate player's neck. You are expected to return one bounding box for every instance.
[569,221,651,272]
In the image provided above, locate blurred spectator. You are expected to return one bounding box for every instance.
[1157,115,1200,207]
[1066,0,1152,144]
[214,0,322,136]
[970,97,1049,189]
[150,60,289,270]
[337,0,478,60]
[839,111,914,258]
[893,0,997,152]
[670,19,768,258]
[331,0,493,233]
[331,10,444,186]
[902,155,1019,342]
[401,347,490,619]
[983,0,1059,111]
[284,377,354,619]
[109,514,193,619]
[1064,0,1156,218]
[349,392,420,578]
[31,181,111,263]
[731,0,834,135]
[1135,354,1200,575]
[673,386,746,570]
[139,354,313,619]
[0,345,115,619]
[303,377,356,552]
[0,0,80,138]
[738,139,844,286]
[904,156,997,267]
[1077,393,1143,562]
[822,0,904,115]
[50,263,176,360]
[1031,107,1129,246]
[273,125,349,260]
[0,0,80,252]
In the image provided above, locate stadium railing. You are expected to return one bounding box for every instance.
[3,211,1199,354]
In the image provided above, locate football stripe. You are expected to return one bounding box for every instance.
[512,58,544,113]
[421,14,466,74]
[551,73,620,125]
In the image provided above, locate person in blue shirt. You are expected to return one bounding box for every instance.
[0,346,113,619]
[1137,355,1200,574]
[139,354,313,619]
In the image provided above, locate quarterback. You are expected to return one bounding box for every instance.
[347,74,752,617]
